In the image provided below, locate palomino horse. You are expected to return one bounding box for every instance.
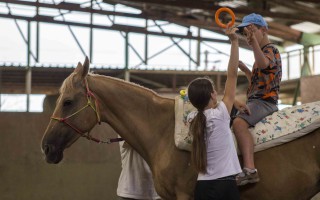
[41,58,320,200]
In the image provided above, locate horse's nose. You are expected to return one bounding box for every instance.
[43,144,52,155]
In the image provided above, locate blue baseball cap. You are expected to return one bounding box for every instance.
[237,13,268,29]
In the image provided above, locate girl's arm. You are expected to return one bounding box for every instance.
[222,27,239,114]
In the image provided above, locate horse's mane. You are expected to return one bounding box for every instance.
[89,73,173,100]
[60,71,173,101]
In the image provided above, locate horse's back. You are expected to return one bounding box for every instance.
[240,128,320,200]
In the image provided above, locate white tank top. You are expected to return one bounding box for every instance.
[188,101,242,180]
[117,142,160,199]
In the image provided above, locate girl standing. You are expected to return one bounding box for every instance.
[187,27,241,200]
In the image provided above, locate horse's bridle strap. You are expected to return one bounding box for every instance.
[50,78,123,144]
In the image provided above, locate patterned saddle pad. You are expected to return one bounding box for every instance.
[174,96,320,152]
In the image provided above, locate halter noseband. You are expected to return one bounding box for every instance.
[51,78,123,144]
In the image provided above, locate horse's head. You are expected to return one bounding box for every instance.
[41,57,99,164]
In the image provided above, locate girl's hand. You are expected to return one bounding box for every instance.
[225,27,238,42]
[234,101,251,115]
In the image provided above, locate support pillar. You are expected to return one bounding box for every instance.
[196,28,201,67]
[26,21,32,112]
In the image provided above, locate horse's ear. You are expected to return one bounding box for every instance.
[74,62,82,73]
[82,56,90,78]
[74,57,89,79]
[76,62,82,68]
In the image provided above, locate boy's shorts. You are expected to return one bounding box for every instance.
[234,99,278,127]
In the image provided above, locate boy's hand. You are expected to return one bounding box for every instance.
[244,24,257,46]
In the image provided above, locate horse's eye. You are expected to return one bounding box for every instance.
[63,100,72,107]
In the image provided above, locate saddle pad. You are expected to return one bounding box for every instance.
[174,96,320,152]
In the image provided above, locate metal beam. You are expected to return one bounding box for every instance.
[5,2,38,61]
[0,13,230,44]
[90,0,94,62]
[153,20,198,65]
[112,0,320,23]
[94,2,146,65]
[268,0,320,17]
[133,38,183,68]
[0,0,147,19]
[26,22,31,112]
[262,0,320,4]
[144,20,148,65]
[50,0,87,58]
[1,0,284,48]
[125,32,129,69]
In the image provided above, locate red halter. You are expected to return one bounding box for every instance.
[51,78,124,144]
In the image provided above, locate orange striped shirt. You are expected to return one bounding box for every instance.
[247,44,282,104]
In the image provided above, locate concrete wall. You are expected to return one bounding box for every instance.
[301,75,320,103]
[0,106,122,200]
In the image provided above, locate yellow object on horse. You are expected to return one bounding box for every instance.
[180,89,186,97]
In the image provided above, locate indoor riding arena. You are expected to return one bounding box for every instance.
[1,0,320,200]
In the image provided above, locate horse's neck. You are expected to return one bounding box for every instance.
[89,75,175,163]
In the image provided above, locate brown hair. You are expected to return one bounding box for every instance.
[187,77,214,173]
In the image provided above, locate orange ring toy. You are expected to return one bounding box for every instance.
[215,7,235,29]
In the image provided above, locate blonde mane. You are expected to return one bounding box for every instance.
[59,71,174,101]
[88,73,174,101]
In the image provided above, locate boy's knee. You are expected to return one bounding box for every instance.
[233,117,249,130]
